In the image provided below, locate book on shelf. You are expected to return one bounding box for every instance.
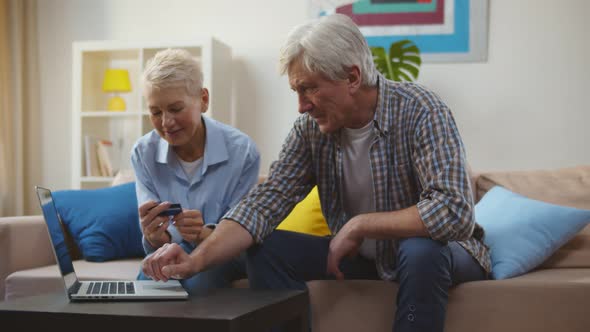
[84,136,121,177]
[84,136,101,177]
[96,139,115,177]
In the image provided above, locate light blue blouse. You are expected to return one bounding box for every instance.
[131,115,260,254]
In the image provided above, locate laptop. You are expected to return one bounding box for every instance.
[35,186,189,301]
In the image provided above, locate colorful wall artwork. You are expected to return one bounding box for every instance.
[310,0,489,62]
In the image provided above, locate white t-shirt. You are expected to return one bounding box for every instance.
[340,121,377,260]
[178,157,203,179]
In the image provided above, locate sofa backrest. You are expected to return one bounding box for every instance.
[474,165,590,209]
[473,165,590,269]
[115,167,590,269]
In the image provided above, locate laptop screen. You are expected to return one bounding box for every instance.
[35,186,78,294]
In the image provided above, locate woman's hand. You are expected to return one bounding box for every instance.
[173,209,204,244]
[138,201,173,248]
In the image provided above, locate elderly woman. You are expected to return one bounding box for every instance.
[132,48,260,295]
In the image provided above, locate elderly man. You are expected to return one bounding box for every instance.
[141,14,490,332]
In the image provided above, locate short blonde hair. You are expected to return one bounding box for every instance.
[142,48,203,96]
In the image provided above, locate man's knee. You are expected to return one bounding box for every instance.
[246,230,330,290]
[246,232,280,268]
[182,257,246,296]
[397,237,451,276]
[246,242,269,272]
[247,230,327,267]
[245,231,289,288]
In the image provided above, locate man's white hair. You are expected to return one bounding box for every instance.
[279,13,378,86]
[142,48,203,96]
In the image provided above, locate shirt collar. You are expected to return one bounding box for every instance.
[201,115,229,172]
[155,116,229,175]
[372,73,392,137]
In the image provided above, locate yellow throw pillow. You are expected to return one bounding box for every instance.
[276,186,331,236]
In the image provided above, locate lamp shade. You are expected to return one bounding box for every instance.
[102,69,131,92]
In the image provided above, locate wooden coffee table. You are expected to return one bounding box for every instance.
[0,288,308,331]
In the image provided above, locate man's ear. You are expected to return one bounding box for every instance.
[347,65,362,93]
[200,88,210,113]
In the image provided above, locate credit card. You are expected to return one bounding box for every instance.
[158,203,182,216]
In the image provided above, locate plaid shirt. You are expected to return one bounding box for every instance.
[225,75,491,279]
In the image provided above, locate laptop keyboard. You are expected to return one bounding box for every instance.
[86,281,135,295]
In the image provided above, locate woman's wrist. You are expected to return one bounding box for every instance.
[147,229,172,248]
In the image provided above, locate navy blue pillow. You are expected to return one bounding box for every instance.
[53,182,144,262]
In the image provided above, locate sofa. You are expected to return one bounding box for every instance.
[1,165,589,332]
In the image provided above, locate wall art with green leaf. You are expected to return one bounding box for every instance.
[371,39,421,82]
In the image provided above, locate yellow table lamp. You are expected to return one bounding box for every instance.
[102,69,131,111]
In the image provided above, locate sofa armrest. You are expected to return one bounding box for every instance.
[0,215,55,300]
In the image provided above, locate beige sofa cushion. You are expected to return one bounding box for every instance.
[475,165,590,208]
[4,258,141,300]
[475,165,590,269]
[0,216,55,300]
[308,269,590,332]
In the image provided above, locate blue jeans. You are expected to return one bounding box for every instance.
[138,242,247,296]
[246,230,487,332]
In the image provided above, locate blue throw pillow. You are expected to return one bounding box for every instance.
[476,186,590,279]
[53,182,144,262]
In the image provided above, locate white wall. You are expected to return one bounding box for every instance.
[37,0,590,192]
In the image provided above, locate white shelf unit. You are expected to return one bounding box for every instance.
[71,39,232,189]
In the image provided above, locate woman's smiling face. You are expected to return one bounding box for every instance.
[146,86,209,147]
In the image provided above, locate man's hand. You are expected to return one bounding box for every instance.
[173,209,204,244]
[326,217,364,280]
[141,242,197,281]
[139,201,173,248]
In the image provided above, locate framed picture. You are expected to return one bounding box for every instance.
[310,0,489,63]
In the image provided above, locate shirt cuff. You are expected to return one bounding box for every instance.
[168,225,183,244]
[142,236,156,255]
